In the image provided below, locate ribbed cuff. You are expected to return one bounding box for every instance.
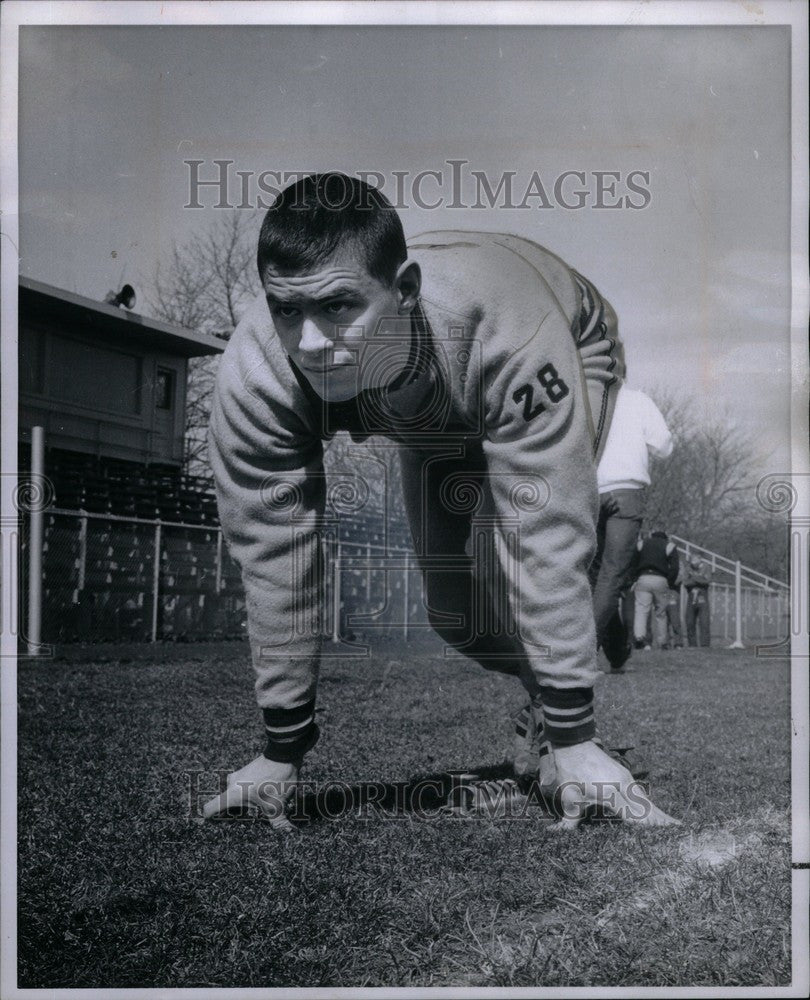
[539,686,595,747]
[262,699,320,763]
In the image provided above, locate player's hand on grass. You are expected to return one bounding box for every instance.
[547,740,680,831]
[202,755,300,830]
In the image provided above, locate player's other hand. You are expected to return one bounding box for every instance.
[547,740,680,831]
[202,755,300,830]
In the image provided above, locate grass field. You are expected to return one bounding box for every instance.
[17,636,792,989]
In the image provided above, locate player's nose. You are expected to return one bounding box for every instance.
[298,318,333,357]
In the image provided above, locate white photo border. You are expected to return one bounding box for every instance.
[1,3,807,999]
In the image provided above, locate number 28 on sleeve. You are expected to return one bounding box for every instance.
[511,363,569,423]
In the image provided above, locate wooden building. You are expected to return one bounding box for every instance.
[19,276,224,469]
[17,278,234,641]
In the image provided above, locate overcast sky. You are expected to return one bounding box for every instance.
[17,24,792,472]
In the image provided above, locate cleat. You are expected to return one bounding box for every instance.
[514,703,650,787]
[513,699,556,791]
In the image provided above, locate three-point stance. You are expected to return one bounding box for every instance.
[205,173,677,829]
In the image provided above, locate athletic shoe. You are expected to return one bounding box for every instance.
[602,612,633,672]
[608,642,633,671]
[512,699,555,791]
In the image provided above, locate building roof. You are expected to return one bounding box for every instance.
[19,276,226,358]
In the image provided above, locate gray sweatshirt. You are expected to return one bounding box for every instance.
[208,231,624,719]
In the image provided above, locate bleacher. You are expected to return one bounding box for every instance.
[19,445,416,642]
[18,446,225,640]
[20,446,220,524]
[335,511,412,552]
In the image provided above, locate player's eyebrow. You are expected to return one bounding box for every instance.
[312,285,362,301]
[266,284,362,306]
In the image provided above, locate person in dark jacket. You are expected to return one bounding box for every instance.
[664,572,684,649]
[684,555,713,647]
[632,530,680,649]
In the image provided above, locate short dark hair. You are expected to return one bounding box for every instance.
[256,173,407,286]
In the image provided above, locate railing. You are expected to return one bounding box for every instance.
[668,533,788,649]
[670,534,788,593]
[19,507,242,644]
[16,506,790,650]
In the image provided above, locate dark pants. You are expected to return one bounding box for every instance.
[665,593,683,646]
[589,488,645,666]
[686,588,711,647]
[398,442,538,694]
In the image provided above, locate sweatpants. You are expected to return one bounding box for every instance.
[633,573,670,648]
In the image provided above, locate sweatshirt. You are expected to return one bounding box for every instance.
[208,230,624,752]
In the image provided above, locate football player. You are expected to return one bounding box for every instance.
[204,173,677,830]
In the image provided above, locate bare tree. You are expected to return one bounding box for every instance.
[643,388,786,579]
[149,211,262,477]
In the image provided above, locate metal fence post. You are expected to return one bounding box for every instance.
[151,520,162,642]
[403,551,410,641]
[77,514,87,593]
[366,540,372,602]
[27,426,45,654]
[215,528,223,594]
[729,559,744,649]
[331,540,341,643]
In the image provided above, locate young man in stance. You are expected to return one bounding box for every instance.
[204,173,677,830]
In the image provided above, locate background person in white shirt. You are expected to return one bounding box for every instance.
[589,385,673,671]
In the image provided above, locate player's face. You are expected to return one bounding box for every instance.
[263,249,420,402]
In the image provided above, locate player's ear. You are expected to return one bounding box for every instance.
[394,259,421,314]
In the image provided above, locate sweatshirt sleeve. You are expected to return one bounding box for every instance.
[207,297,326,727]
[481,301,599,744]
[644,394,674,459]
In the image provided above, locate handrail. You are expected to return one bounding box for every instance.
[669,533,787,593]
[40,507,789,593]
